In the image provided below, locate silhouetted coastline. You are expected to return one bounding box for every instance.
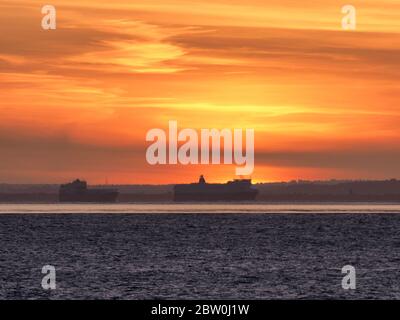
[0,179,400,203]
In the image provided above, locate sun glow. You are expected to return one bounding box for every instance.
[0,0,399,183]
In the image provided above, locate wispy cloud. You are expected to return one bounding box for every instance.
[0,0,399,182]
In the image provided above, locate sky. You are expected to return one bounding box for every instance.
[0,0,399,184]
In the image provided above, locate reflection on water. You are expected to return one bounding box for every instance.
[1,212,400,299]
[1,203,400,213]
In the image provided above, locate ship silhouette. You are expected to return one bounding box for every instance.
[59,179,119,203]
[174,175,259,202]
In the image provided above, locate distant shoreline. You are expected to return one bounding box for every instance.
[1,179,400,203]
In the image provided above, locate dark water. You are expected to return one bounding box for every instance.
[1,211,400,299]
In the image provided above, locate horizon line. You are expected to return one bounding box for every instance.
[0,178,399,186]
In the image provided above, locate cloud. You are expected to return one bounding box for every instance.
[168,26,400,80]
[1,0,400,183]
[256,149,400,178]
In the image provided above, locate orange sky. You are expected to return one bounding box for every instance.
[0,0,400,184]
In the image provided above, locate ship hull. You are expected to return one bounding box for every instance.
[174,193,257,202]
[174,177,259,202]
[174,191,258,202]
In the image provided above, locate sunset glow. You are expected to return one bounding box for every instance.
[1,0,399,183]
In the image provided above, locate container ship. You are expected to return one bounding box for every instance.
[174,175,259,202]
[59,179,119,203]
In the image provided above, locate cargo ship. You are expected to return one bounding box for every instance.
[59,179,119,203]
[174,175,259,202]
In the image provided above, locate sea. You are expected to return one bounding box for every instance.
[1,203,400,300]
